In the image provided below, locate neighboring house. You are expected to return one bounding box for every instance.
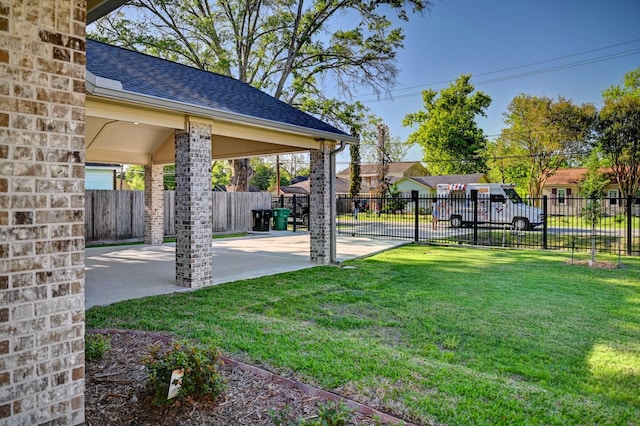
[543,168,621,215]
[272,176,370,196]
[394,173,489,198]
[85,163,120,189]
[393,173,489,213]
[337,161,428,189]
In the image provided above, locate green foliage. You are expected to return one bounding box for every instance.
[357,115,409,164]
[484,136,529,190]
[497,94,596,198]
[211,161,231,189]
[269,402,361,426]
[250,158,276,191]
[123,165,145,190]
[142,339,225,405]
[85,334,111,362]
[162,165,176,190]
[602,66,640,100]
[385,184,406,213]
[249,157,291,191]
[403,74,491,174]
[598,67,640,198]
[580,152,609,200]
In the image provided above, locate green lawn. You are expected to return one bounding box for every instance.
[86,246,640,425]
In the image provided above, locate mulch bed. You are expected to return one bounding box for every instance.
[85,330,413,425]
[565,259,620,269]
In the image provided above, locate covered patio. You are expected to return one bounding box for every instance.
[85,233,406,308]
[85,40,358,288]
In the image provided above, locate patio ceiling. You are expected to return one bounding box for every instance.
[85,97,321,165]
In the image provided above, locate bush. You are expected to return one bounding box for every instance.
[85,334,110,362]
[269,401,380,426]
[142,339,226,405]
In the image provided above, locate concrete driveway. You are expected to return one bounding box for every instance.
[85,232,406,308]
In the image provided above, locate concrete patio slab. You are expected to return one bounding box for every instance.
[85,232,406,309]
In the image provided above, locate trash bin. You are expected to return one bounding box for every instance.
[251,209,271,232]
[271,208,290,230]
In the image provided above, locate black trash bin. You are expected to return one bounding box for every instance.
[251,209,271,232]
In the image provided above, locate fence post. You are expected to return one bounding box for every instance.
[412,190,419,242]
[627,195,632,255]
[471,189,478,245]
[292,194,297,232]
[279,194,284,208]
[543,195,548,250]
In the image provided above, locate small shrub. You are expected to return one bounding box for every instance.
[269,401,377,426]
[142,339,226,405]
[85,334,110,362]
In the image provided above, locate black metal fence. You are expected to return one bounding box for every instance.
[272,194,310,231]
[274,193,640,256]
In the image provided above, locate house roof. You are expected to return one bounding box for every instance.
[337,161,425,177]
[405,173,488,188]
[86,40,356,143]
[545,168,617,186]
[282,176,369,194]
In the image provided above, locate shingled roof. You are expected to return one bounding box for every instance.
[337,161,427,177]
[86,40,355,142]
[408,173,489,188]
[545,168,617,185]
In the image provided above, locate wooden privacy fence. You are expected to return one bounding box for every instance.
[85,190,272,243]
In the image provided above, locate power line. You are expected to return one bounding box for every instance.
[355,38,640,103]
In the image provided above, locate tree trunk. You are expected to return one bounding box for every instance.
[227,158,253,192]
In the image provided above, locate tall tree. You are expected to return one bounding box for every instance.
[598,67,640,199]
[498,94,596,199]
[91,0,430,190]
[402,74,491,175]
[484,137,529,192]
[374,123,391,197]
[358,116,408,163]
[349,137,362,198]
[580,151,609,265]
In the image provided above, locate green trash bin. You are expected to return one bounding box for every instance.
[272,208,290,230]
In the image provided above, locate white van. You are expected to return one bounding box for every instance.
[435,183,543,231]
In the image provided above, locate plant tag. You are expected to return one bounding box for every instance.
[167,369,184,400]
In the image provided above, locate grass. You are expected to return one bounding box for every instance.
[86,245,640,425]
[435,229,639,254]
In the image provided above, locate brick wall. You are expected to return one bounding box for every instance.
[0,1,86,424]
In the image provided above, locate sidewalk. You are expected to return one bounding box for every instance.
[85,232,406,308]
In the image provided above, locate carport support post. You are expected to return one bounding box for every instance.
[144,163,164,245]
[309,143,332,264]
[175,121,213,287]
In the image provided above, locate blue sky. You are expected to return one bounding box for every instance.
[346,0,640,162]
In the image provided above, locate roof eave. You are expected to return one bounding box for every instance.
[86,71,359,144]
[87,0,129,24]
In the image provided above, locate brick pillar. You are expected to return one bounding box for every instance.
[175,121,212,287]
[144,163,164,245]
[309,144,332,264]
[0,1,86,424]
